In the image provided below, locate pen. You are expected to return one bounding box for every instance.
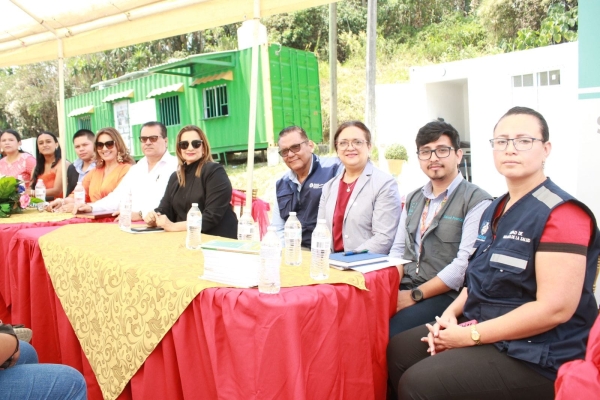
[344,249,368,256]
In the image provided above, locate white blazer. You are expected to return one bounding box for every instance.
[318,161,401,254]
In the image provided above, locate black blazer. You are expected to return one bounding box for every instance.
[66,163,79,197]
[155,161,238,239]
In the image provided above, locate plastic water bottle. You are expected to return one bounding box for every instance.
[119,191,132,232]
[259,226,281,294]
[73,182,86,206]
[284,212,302,266]
[186,203,202,250]
[237,211,254,241]
[311,219,331,280]
[34,179,46,201]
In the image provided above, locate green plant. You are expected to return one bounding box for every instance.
[0,175,42,217]
[384,144,409,161]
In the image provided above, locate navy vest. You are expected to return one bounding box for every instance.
[464,178,600,380]
[276,154,339,247]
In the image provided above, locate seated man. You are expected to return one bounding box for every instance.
[66,129,96,196]
[388,120,492,338]
[271,126,340,247]
[73,121,177,221]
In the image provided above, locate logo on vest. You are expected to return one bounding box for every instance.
[503,230,531,243]
[309,182,324,189]
[477,221,490,241]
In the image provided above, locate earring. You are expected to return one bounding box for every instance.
[542,160,545,169]
[117,153,123,163]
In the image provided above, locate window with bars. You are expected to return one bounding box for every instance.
[77,116,92,131]
[203,84,229,119]
[158,95,181,126]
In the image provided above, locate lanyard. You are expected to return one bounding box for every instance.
[416,194,448,274]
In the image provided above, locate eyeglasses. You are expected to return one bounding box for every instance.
[96,140,115,150]
[489,137,544,151]
[336,139,368,150]
[416,146,454,160]
[278,140,308,157]
[178,140,203,150]
[139,135,160,143]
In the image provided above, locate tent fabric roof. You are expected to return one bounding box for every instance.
[67,105,94,117]
[102,89,135,102]
[0,0,335,68]
[146,83,184,98]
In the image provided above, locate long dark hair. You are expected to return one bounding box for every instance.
[31,131,61,189]
[0,129,27,154]
[175,125,213,187]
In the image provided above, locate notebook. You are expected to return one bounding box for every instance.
[329,252,389,269]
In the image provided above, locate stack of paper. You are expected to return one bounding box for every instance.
[329,252,389,270]
[199,240,261,287]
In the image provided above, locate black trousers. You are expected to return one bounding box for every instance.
[387,323,555,400]
[389,285,455,339]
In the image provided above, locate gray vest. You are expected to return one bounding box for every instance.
[401,179,491,296]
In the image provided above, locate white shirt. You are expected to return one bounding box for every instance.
[90,151,178,217]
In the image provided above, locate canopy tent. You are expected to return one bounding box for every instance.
[0,0,336,211]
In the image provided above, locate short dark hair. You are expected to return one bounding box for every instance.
[494,106,549,142]
[333,121,371,150]
[73,129,95,142]
[278,126,308,143]
[141,121,167,138]
[416,120,461,151]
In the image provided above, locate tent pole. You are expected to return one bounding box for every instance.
[57,39,67,197]
[245,0,261,215]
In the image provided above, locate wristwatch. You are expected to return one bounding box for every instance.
[410,288,424,302]
[471,325,481,345]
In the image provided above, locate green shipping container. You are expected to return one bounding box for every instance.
[64,44,322,162]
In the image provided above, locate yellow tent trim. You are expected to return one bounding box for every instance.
[146,83,184,98]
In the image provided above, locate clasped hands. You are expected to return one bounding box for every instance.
[144,211,176,231]
[420,314,473,356]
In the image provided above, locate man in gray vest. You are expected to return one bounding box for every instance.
[388,120,492,338]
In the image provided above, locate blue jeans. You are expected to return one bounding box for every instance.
[0,341,87,400]
[389,285,455,339]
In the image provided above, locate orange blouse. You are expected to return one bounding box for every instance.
[38,165,63,199]
[82,163,131,203]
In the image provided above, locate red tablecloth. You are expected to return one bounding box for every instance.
[9,226,399,400]
[0,218,93,322]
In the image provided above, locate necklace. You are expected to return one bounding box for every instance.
[346,180,358,192]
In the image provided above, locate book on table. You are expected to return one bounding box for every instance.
[199,240,261,287]
[329,252,389,270]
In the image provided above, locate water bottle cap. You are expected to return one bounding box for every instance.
[191,203,198,207]
[289,212,296,216]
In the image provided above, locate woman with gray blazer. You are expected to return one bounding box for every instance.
[318,121,401,254]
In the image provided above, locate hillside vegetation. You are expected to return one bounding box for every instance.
[0,0,578,138]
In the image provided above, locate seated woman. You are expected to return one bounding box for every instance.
[144,125,238,239]
[318,121,401,254]
[30,131,70,199]
[387,107,600,400]
[0,130,36,187]
[54,127,134,212]
[0,329,86,399]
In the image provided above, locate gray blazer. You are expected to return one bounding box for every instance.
[317,161,401,254]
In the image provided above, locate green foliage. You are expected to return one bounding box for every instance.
[0,176,21,218]
[384,143,409,161]
[511,4,577,50]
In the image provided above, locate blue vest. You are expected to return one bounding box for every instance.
[464,178,600,380]
[276,154,339,247]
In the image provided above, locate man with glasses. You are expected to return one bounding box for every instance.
[272,126,341,247]
[72,121,177,220]
[388,120,492,338]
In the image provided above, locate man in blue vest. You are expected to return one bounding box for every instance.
[272,126,340,247]
[388,120,492,338]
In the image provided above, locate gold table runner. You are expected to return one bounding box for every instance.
[39,224,366,400]
[0,208,74,224]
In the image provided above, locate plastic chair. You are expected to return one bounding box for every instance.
[230,189,270,239]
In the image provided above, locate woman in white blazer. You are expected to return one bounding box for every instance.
[318,121,401,254]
